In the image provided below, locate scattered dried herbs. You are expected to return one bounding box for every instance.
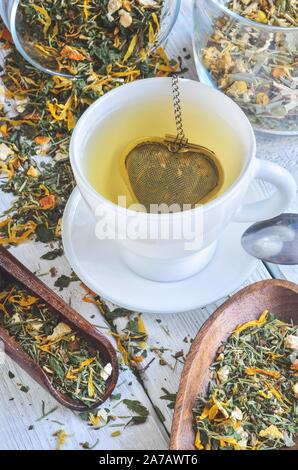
[160,387,176,409]
[0,279,112,406]
[154,405,166,423]
[79,395,150,431]
[123,398,149,417]
[80,438,99,449]
[112,314,148,367]
[54,272,78,290]
[193,310,298,450]
[53,428,69,450]
[83,286,149,370]
[36,400,59,421]
[111,392,122,401]
[228,0,298,27]
[198,0,298,132]
[41,248,64,260]
[0,12,179,249]
[0,0,182,440]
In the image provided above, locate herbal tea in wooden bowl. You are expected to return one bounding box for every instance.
[0,248,118,410]
[170,280,298,451]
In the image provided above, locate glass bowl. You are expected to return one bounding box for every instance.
[193,0,298,135]
[2,0,181,78]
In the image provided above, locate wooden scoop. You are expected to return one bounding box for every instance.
[0,246,118,411]
[170,279,298,450]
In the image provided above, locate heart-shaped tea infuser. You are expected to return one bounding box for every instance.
[120,75,224,212]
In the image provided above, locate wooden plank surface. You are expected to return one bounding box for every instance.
[0,0,297,450]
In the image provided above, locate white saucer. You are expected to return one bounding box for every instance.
[62,188,258,314]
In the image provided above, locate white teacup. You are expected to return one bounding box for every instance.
[70,78,296,282]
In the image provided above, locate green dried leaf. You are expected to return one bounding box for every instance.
[123,399,149,418]
[41,248,63,260]
[105,308,132,322]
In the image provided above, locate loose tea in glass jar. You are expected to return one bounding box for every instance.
[193,0,298,135]
[0,0,180,78]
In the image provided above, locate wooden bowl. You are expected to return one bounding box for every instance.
[170,279,298,450]
[0,247,118,411]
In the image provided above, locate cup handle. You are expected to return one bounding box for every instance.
[233,159,297,223]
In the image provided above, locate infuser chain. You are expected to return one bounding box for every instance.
[166,74,189,153]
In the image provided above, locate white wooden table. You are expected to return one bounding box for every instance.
[0,0,298,450]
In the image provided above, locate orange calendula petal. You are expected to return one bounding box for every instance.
[84,0,91,20]
[89,413,100,427]
[40,194,56,210]
[220,437,241,450]
[131,355,144,363]
[0,303,10,316]
[195,431,204,450]
[88,368,96,398]
[32,4,52,35]
[27,166,38,178]
[34,136,50,146]
[156,47,170,66]
[67,110,76,131]
[259,424,283,440]
[213,397,229,419]
[137,315,147,336]
[233,310,268,334]
[0,218,11,228]
[79,357,96,369]
[66,370,77,381]
[0,221,37,245]
[13,295,39,307]
[60,45,85,61]
[117,338,129,364]
[148,22,155,43]
[39,184,50,196]
[54,430,69,450]
[199,406,210,420]
[208,403,219,421]
[0,27,13,44]
[245,368,280,379]
[151,13,160,31]
[123,34,138,63]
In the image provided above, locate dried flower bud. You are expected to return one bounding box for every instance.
[217,365,230,383]
[272,67,286,79]
[256,92,270,105]
[108,0,122,15]
[138,0,157,6]
[285,335,298,351]
[119,9,133,28]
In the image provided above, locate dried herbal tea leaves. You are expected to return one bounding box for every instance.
[160,387,176,409]
[193,311,298,450]
[0,1,181,405]
[80,438,99,449]
[0,16,179,249]
[18,0,164,76]
[0,280,112,406]
[200,0,298,132]
[227,0,298,27]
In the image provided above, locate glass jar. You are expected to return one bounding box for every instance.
[193,0,298,135]
[0,0,181,78]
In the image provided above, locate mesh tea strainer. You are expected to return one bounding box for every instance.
[119,76,224,212]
